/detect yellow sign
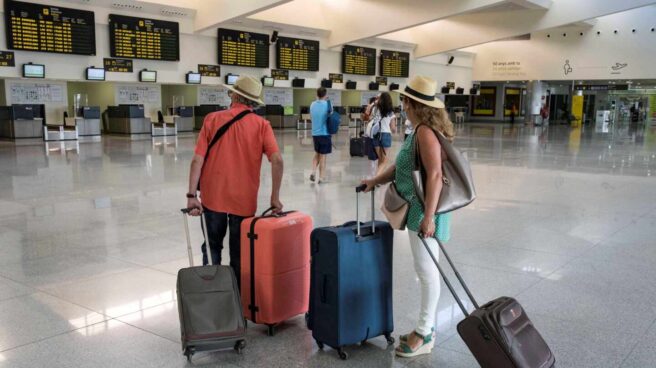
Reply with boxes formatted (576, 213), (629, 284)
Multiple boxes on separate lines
(571, 95), (584, 127)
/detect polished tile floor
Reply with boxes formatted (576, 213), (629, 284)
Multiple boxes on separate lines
(0, 121), (655, 367)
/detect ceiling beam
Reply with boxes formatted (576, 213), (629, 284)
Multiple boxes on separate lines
(507, 0), (553, 10)
(324, 0), (508, 48)
(399, 0), (656, 58)
(194, 0), (292, 32)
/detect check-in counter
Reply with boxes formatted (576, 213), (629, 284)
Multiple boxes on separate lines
(76, 106), (101, 136)
(168, 106), (194, 132)
(194, 105), (226, 130)
(266, 105), (284, 129)
(0, 104), (45, 139)
(106, 105), (150, 134)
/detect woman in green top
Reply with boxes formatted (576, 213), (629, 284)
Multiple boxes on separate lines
(361, 75), (454, 358)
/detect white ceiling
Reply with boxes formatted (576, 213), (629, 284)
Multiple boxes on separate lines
(48, 0), (656, 60)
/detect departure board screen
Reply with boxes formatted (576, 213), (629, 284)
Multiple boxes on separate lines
(5, 0), (96, 55)
(276, 36), (319, 71)
(218, 28), (269, 68)
(380, 50), (409, 78)
(109, 14), (179, 61)
(342, 45), (376, 75)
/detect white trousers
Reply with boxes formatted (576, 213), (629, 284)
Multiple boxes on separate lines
(408, 230), (441, 337)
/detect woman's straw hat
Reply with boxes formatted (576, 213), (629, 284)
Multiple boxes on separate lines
(398, 75), (445, 109)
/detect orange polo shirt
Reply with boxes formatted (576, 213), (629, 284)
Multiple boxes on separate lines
(195, 103), (279, 216)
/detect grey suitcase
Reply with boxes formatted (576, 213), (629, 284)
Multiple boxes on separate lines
(419, 234), (555, 368)
(177, 209), (246, 362)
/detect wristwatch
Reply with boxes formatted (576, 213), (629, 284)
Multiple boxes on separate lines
(186, 193), (197, 199)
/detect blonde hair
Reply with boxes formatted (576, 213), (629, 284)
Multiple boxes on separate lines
(407, 98), (455, 140)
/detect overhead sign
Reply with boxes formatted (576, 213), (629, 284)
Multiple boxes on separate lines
(573, 84), (629, 91)
(198, 64), (220, 77)
(376, 76), (387, 86)
(329, 73), (343, 83)
(271, 69), (289, 81)
(0, 51), (15, 67)
(104, 58), (133, 73)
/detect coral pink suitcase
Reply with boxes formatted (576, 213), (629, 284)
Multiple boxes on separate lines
(240, 209), (312, 336)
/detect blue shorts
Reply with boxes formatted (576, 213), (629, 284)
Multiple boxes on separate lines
(313, 135), (332, 154)
(373, 133), (392, 148)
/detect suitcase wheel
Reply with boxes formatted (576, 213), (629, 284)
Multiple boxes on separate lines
(385, 333), (395, 345)
(234, 340), (246, 354)
(266, 324), (276, 337)
(315, 339), (324, 350)
(338, 347), (348, 360)
(184, 347), (195, 362)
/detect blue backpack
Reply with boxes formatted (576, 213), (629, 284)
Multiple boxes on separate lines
(326, 100), (341, 135)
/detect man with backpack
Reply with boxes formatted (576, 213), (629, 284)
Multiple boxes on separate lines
(186, 75), (284, 290)
(309, 87), (332, 184)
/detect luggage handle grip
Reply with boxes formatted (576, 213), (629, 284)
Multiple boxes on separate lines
(355, 185), (375, 236)
(260, 207), (294, 218)
(418, 233), (480, 316)
(181, 207), (212, 267)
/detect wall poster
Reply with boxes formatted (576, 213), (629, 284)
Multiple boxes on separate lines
(198, 86), (231, 106)
(472, 87), (496, 116)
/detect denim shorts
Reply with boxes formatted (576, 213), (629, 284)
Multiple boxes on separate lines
(373, 132), (392, 148)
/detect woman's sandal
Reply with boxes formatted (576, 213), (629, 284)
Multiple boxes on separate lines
(399, 327), (434, 343)
(395, 330), (435, 358)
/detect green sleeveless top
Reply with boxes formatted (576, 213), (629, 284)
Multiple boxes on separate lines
(395, 132), (452, 241)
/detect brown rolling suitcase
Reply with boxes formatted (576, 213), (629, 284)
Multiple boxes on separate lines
(419, 234), (555, 368)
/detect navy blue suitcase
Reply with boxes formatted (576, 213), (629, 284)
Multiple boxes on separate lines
(307, 186), (395, 360)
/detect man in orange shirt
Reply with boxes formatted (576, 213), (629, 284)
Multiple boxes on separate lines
(186, 75), (284, 289)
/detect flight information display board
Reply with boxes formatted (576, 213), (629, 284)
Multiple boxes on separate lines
(218, 28), (269, 68)
(271, 69), (289, 80)
(199, 64), (220, 77)
(109, 14), (179, 61)
(104, 58), (132, 72)
(329, 73), (343, 83)
(5, 0), (96, 55)
(342, 45), (376, 75)
(276, 36), (319, 71)
(380, 50), (409, 78)
(0, 51), (15, 67)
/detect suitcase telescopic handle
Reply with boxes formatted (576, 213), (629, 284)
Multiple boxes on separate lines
(355, 184), (375, 237)
(418, 233), (480, 317)
(180, 208), (212, 267)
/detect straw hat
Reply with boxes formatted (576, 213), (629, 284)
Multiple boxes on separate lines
(223, 75), (264, 105)
(398, 75), (445, 109)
